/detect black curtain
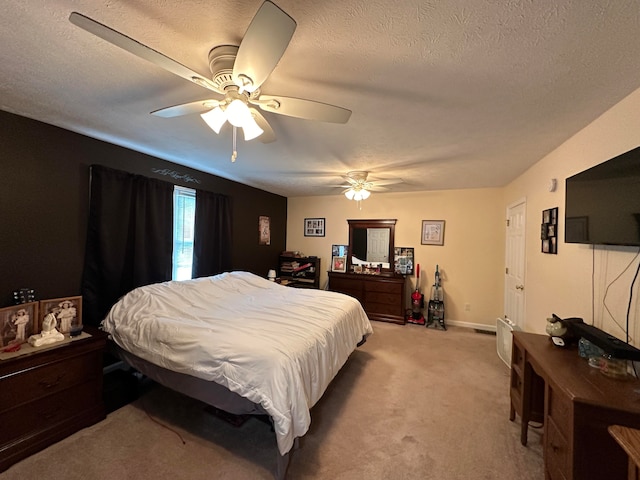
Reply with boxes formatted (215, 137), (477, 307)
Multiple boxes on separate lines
(193, 189), (232, 278)
(81, 165), (174, 326)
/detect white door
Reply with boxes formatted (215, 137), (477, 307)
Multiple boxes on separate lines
(367, 228), (390, 263)
(505, 199), (526, 329)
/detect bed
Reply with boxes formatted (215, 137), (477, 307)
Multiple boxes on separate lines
(101, 271), (373, 478)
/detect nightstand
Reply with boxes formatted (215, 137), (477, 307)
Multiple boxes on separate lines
(0, 328), (107, 472)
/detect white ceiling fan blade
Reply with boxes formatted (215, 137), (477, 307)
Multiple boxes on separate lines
(255, 95), (352, 123)
(367, 185), (390, 192)
(69, 12), (218, 91)
(369, 178), (404, 186)
(151, 99), (221, 118)
(232, 1), (296, 93)
(250, 108), (276, 143)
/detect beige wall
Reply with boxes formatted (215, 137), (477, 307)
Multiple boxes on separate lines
(287, 189), (505, 329)
(504, 86), (640, 340)
(287, 86), (640, 340)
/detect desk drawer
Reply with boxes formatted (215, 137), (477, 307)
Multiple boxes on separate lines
(545, 417), (570, 480)
(547, 384), (571, 438)
(0, 351), (101, 408)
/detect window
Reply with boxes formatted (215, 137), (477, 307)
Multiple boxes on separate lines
(172, 186), (196, 280)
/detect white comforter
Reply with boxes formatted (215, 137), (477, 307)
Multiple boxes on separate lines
(101, 271), (373, 455)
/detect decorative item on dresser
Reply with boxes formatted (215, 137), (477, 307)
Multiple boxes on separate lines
(328, 272), (405, 324)
(0, 327), (107, 472)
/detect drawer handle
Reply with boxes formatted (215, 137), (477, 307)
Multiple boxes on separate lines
(39, 373), (66, 389)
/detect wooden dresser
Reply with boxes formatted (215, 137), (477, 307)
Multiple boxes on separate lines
(328, 272), (405, 324)
(510, 332), (640, 480)
(0, 328), (106, 472)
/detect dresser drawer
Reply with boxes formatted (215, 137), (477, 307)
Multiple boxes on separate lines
(364, 291), (399, 306)
(0, 379), (102, 444)
(0, 349), (102, 409)
(365, 300), (402, 316)
(364, 280), (403, 294)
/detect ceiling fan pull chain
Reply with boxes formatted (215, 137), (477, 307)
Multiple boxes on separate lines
(231, 126), (238, 162)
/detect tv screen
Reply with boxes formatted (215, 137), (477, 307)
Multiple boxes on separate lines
(565, 146), (640, 246)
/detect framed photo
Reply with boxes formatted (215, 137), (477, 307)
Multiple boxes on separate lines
(259, 215), (271, 246)
(304, 218), (325, 237)
(332, 244), (348, 257)
(421, 220), (445, 246)
(394, 247), (415, 275)
(541, 207), (558, 254)
(332, 256), (347, 273)
(1, 301), (38, 347)
(40, 296), (82, 334)
(353, 265), (363, 273)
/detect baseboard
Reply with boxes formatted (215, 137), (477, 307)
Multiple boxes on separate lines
(446, 319), (497, 333)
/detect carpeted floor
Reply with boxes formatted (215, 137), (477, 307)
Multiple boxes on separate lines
(0, 323), (544, 479)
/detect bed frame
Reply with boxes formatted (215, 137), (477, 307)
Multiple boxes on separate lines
(111, 343), (298, 479)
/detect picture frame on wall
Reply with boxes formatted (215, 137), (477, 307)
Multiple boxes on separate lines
(421, 220), (445, 246)
(332, 256), (347, 273)
(541, 207), (558, 254)
(258, 215), (271, 245)
(0, 301), (38, 347)
(304, 218), (325, 237)
(40, 296), (82, 335)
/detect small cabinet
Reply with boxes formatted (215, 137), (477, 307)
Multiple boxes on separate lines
(278, 255), (321, 288)
(0, 329), (106, 472)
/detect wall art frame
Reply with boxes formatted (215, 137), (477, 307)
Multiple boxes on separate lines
(421, 220), (445, 246)
(304, 218), (325, 237)
(541, 207), (558, 254)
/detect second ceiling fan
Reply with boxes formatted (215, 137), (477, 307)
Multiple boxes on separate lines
(69, 1), (351, 150)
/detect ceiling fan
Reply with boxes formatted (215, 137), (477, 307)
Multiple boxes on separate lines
(339, 171), (403, 201)
(68, 1), (351, 160)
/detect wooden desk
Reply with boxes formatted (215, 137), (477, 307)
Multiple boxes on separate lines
(609, 425), (640, 480)
(510, 332), (640, 480)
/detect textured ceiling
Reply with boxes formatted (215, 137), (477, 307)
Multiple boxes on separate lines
(1, 1), (640, 197)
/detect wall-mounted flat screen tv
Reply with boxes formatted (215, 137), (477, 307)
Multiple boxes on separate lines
(565, 146), (640, 246)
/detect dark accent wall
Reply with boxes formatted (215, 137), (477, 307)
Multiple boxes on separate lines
(0, 110), (287, 307)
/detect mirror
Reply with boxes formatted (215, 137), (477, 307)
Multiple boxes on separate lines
(347, 219), (396, 273)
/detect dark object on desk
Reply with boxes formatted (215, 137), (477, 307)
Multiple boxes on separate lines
(571, 322), (640, 361)
(546, 314), (584, 347)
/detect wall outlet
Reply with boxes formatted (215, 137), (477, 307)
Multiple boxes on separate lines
(464, 303), (471, 311)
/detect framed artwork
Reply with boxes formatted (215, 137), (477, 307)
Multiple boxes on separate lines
(304, 218), (325, 237)
(259, 215), (271, 245)
(0, 301), (38, 347)
(40, 296), (82, 334)
(332, 244), (348, 257)
(541, 207), (558, 254)
(394, 247), (415, 275)
(421, 220), (445, 246)
(332, 256), (347, 272)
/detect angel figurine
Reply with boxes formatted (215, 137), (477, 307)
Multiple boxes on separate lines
(28, 313), (65, 347)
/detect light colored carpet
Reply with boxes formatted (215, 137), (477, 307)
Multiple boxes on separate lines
(0, 323), (543, 479)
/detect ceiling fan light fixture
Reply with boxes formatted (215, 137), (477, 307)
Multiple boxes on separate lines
(226, 99), (251, 127)
(344, 188), (356, 200)
(360, 189), (371, 200)
(242, 115), (264, 141)
(200, 106), (226, 134)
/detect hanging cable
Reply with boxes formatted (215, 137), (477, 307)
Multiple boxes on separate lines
(231, 126), (238, 163)
(625, 249), (640, 343)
